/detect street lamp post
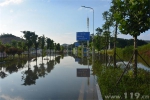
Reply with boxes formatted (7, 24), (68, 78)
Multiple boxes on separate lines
(81, 6), (94, 62)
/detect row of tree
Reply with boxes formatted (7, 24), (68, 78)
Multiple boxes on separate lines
(0, 31), (62, 60)
(92, 0), (150, 77)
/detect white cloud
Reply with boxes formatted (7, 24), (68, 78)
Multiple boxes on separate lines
(0, 94), (24, 100)
(138, 32), (150, 40)
(10, 9), (14, 13)
(0, 0), (23, 7)
(47, 0), (50, 2)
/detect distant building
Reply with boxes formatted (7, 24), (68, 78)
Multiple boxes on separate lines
(23, 48), (42, 55)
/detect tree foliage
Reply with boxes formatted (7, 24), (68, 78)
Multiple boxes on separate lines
(113, 0), (150, 36)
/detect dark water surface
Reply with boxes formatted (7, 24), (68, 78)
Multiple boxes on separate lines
(0, 54), (97, 100)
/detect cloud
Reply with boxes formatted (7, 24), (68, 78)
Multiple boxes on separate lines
(0, 94), (24, 100)
(0, 0), (23, 7)
(138, 32), (150, 40)
(10, 9), (14, 13)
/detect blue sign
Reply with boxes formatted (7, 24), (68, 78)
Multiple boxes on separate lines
(76, 32), (90, 41)
(75, 58), (80, 62)
(75, 42), (79, 47)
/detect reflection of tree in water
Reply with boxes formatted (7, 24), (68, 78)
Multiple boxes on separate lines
(0, 60), (27, 79)
(22, 56), (61, 86)
(61, 54), (64, 59)
(78, 57), (88, 65)
(0, 64), (7, 78)
(71, 54), (92, 66)
(0, 69), (7, 79)
(6, 63), (18, 74)
(38, 63), (47, 77)
(22, 67), (38, 85)
(55, 56), (61, 64)
(46, 60), (55, 73)
(6, 60), (27, 74)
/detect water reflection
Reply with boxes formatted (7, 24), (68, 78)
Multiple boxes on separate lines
(94, 54), (150, 71)
(21, 55), (62, 86)
(0, 53), (149, 100)
(0, 59), (27, 79)
(22, 65), (38, 85)
(0, 54), (149, 80)
(0, 54), (62, 81)
(72, 54), (92, 66)
(0, 71), (7, 79)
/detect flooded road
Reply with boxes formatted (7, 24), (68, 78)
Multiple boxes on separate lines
(0, 54), (98, 100)
(1, 53), (149, 100)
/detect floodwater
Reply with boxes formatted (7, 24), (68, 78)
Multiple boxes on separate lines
(0, 54), (98, 100)
(0, 53), (150, 100)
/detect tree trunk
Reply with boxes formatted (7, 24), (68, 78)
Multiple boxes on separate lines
(133, 35), (137, 78)
(42, 49), (43, 63)
(113, 22), (117, 67)
(106, 35), (108, 67)
(2, 52), (4, 61)
(47, 49), (48, 60)
(49, 49), (51, 56)
(28, 47), (29, 60)
(1, 52), (3, 60)
(50, 49), (51, 60)
(36, 48), (37, 59)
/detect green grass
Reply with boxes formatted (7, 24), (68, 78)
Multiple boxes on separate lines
(93, 60), (150, 100)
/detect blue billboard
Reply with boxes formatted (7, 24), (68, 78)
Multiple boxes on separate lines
(76, 32), (90, 41)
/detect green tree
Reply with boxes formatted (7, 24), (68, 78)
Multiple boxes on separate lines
(17, 41), (24, 58)
(94, 27), (103, 55)
(39, 35), (46, 60)
(110, 0), (119, 67)
(54, 43), (56, 54)
(113, 0), (150, 77)
(0, 44), (5, 60)
(21, 31), (34, 59)
(11, 40), (18, 48)
(32, 33), (39, 59)
(46, 38), (51, 56)
(5, 44), (11, 59)
(56, 43), (61, 51)
(9, 47), (18, 59)
(102, 11), (113, 49)
(60, 46), (64, 53)
(50, 40), (54, 55)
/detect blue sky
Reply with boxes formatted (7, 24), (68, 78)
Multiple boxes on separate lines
(0, 0), (150, 45)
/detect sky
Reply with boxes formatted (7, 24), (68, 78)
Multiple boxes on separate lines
(0, 0), (150, 45)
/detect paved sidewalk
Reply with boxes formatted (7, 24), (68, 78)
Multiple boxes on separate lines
(78, 76), (103, 100)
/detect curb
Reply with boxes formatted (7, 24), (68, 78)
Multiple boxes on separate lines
(96, 83), (103, 100)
